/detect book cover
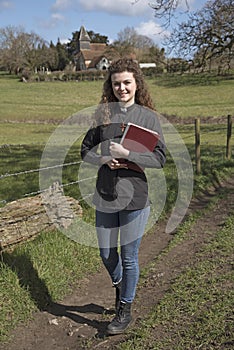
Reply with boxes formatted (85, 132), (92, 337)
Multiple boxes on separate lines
(120, 122), (160, 152)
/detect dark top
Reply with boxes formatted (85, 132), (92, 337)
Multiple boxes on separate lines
(81, 103), (166, 211)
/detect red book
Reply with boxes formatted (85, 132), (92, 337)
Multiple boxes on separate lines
(120, 122), (160, 152)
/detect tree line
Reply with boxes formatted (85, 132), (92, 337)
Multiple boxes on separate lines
(0, 0), (233, 76)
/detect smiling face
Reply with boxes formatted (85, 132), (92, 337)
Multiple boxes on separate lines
(111, 71), (137, 107)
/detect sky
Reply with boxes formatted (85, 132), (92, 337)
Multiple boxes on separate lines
(0, 0), (207, 48)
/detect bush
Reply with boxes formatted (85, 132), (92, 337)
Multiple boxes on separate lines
(20, 69), (33, 81)
(22, 69), (107, 82)
(142, 67), (164, 77)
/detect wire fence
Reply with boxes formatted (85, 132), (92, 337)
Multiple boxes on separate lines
(0, 160), (82, 180)
(0, 159), (96, 206)
(0, 116), (233, 206)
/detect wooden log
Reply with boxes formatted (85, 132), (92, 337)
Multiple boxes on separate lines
(0, 182), (82, 250)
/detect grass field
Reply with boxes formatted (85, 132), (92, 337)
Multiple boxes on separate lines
(0, 72), (233, 344)
(0, 72), (234, 127)
(0, 73), (101, 123)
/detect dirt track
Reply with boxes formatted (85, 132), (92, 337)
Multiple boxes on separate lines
(1, 176), (234, 350)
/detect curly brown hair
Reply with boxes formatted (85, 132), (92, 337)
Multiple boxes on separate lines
(95, 58), (155, 125)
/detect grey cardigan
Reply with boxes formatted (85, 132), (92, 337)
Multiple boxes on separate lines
(81, 103), (166, 211)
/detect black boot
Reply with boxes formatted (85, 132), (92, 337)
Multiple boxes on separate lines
(107, 301), (132, 335)
(114, 281), (122, 311)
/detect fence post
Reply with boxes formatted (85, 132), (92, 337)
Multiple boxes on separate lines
(195, 118), (201, 175)
(226, 115), (232, 160)
(0, 241), (3, 262)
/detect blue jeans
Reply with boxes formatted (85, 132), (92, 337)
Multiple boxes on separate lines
(96, 207), (150, 303)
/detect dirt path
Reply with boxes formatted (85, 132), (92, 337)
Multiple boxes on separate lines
(1, 176), (234, 350)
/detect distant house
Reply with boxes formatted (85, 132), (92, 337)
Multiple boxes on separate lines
(74, 26), (111, 71)
(139, 63), (156, 69)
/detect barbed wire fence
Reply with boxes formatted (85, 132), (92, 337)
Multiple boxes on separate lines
(0, 159), (96, 206)
(0, 115), (232, 207)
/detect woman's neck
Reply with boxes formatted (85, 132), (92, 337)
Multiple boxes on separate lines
(119, 101), (135, 108)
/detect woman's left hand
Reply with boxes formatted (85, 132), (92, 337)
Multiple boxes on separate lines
(110, 142), (129, 159)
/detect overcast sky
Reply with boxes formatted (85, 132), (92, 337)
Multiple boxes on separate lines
(0, 0), (206, 47)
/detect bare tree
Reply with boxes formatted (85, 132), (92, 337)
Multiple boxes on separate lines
(133, 0), (189, 25)
(165, 0), (234, 72)
(105, 41), (135, 60)
(151, 0), (189, 20)
(0, 25), (46, 74)
(108, 26), (166, 67)
(106, 27), (143, 59)
(116, 27), (155, 49)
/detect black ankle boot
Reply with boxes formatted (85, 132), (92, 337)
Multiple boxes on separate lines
(114, 281), (122, 311)
(107, 301), (132, 335)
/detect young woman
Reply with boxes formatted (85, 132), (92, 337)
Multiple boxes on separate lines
(81, 58), (166, 335)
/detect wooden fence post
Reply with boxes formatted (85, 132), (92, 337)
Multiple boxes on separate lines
(0, 241), (3, 262)
(226, 115), (232, 160)
(195, 118), (201, 175)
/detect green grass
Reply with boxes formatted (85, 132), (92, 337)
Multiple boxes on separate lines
(153, 71), (234, 87)
(0, 123), (56, 145)
(150, 78), (234, 118)
(0, 72), (234, 124)
(117, 213), (234, 350)
(0, 73), (102, 123)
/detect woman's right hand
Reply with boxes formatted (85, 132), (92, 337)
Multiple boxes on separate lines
(100, 156), (128, 170)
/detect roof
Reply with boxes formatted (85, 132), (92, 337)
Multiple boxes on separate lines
(90, 43), (107, 51)
(81, 49), (107, 61)
(79, 26), (91, 42)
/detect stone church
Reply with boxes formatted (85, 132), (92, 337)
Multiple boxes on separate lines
(74, 26), (112, 71)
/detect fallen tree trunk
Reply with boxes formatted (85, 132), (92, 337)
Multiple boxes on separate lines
(0, 182), (83, 250)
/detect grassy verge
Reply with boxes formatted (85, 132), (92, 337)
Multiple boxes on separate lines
(117, 213), (234, 350)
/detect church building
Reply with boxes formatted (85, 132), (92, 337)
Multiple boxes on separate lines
(74, 26), (111, 71)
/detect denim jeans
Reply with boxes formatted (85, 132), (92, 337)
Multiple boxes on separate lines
(96, 206), (150, 303)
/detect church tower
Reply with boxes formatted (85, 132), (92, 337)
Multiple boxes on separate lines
(78, 26), (91, 51)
